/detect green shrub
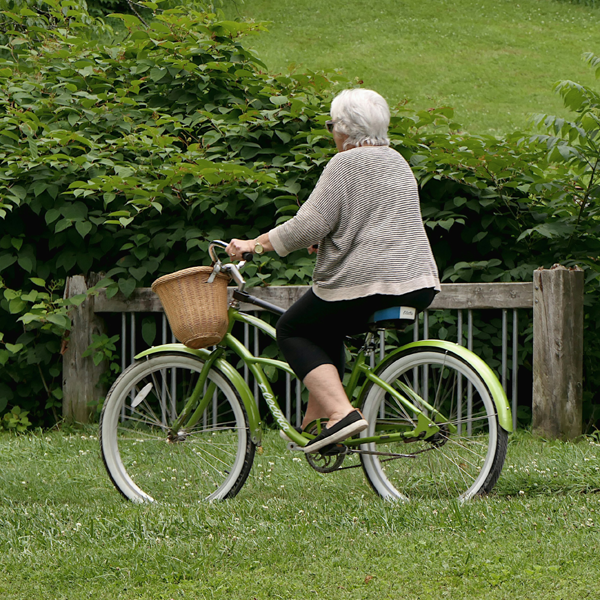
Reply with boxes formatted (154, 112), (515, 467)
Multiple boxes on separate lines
(0, 1), (598, 428)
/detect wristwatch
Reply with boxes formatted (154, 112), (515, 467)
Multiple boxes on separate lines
(253, 240), (264, 255)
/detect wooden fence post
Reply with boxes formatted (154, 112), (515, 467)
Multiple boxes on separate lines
(62, 275), (106, 423)
(532, 265), (584, 440)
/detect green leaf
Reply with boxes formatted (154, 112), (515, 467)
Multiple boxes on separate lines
(55, 219), (72, 233)
(150, 68), (167, 82)
(142, 317), (156, 347)
(129, 267), (146, 281)
(5, 343), (23, 353)
(18, 255), (33, 273)
(0, 255), (17, 272)
(270, 96), (288, 106)
(75, 221), (93, 238)
(9, 186), (26, 201)
(275, 131), (291, 143)
(47, 314), (70, 329)
(68, 294), (87, 307)
(18, 313), (42, 325)
(118, 278), (137, 298)
(29, 278), (46, 287)
(8, 298), (26, 314)
(45, 209), (61, 224)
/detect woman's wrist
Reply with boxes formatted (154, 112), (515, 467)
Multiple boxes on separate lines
(254, 233), (274, 253)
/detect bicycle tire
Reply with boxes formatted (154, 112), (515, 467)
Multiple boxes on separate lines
(359, 345), (508, 501)
(100, 353), (255, 502)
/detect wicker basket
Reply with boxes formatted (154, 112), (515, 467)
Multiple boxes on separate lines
(151, 266), (230, 349)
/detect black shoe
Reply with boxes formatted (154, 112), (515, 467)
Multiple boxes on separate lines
(303, 411), (368, 454)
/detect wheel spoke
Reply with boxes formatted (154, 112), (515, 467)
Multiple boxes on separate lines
(101, 354), (254, 502)
(360, 348), (507, 501)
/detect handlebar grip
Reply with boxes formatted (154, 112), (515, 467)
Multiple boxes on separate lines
(242, 252), (254, 262)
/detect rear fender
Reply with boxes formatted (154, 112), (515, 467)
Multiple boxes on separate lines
(360, 340), (513, 433)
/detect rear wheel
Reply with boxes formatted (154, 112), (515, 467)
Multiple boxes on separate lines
(100, 353), (255, 502)
(360, 346), (508, 501)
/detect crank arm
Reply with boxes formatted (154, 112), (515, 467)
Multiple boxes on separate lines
(286, 442), (305, 452)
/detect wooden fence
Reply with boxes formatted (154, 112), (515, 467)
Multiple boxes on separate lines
(62, 266), (584, 439)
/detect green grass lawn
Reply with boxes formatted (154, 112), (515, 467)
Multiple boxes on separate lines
(1, 428), (599, 599)
(222, 0), (600, 134)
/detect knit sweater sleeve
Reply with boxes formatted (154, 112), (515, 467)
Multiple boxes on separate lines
(268, 157), (344, 257)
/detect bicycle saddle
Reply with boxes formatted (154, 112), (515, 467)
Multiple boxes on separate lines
(367, 306), (417, 332)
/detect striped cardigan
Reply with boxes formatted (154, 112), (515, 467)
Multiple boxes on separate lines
(269, 145), (440, 302)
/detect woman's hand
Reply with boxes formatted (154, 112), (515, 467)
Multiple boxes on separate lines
(226, 239), (254, 261)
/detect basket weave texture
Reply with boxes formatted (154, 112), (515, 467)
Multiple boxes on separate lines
(151, 266), (230, 349)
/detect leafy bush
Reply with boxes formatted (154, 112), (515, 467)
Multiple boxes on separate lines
(0, 1), (342, 425)
(0, 1), (598, 428)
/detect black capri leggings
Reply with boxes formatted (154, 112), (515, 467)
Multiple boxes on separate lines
(276, 287), (437, 382)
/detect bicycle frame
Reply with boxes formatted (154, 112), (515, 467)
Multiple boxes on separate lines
(135, 303), (513, 452)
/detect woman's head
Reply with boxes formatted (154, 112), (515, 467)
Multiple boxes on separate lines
(330, 89), (390, 149)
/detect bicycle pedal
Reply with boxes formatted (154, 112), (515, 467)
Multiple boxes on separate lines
(320, 443), (347, 456)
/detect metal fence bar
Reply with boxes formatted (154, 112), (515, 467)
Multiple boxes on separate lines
(457, 309), (463, 435)
(121, 313), (126, 422)
(502, 309), (508, 393)
(285, 373), (291, 423)
(423, 311), (429, 406)
(467, 310), (473, 436)
(512, 308), (519, 431)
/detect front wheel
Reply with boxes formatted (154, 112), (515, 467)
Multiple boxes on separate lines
(100, 353), (255, 502)
(360, 346), (508, 501)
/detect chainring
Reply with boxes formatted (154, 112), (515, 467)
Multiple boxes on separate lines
(305, 443), (347, 473)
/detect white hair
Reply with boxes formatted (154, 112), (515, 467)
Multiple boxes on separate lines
(330, 89), (390, 148)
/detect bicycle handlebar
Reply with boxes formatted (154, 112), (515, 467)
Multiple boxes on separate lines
(208, 240), (250, 292)
(208, 240), (253, 264)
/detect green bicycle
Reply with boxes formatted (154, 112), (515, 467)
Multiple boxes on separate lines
(99, 241), (512, 503)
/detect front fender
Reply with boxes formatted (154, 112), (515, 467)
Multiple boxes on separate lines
(135, 344), (263, 444)
(365, 340), (513, 433)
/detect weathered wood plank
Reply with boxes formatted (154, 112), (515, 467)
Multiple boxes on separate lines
(94, 282), (533, 313)
(62, 276), (107, 423)
(430, 282), (533, 310)
(532, 267), (584, 440)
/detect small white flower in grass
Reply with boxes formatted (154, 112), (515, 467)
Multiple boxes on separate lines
(292, 457), (302, 463)
(519, 490), (525, 496)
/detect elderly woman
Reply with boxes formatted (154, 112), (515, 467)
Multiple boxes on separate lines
(226, 88), (440, 453)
